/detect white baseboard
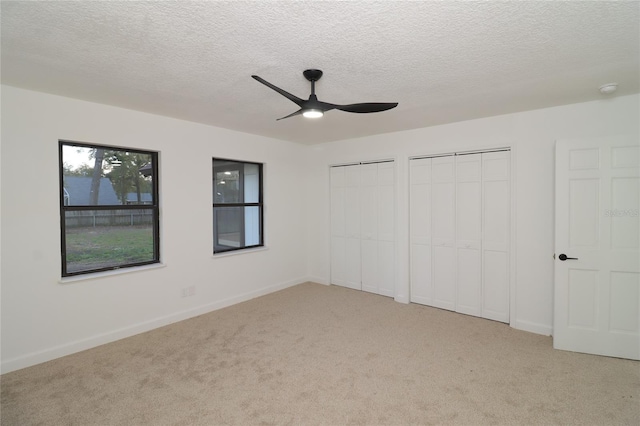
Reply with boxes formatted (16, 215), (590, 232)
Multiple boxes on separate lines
(1, 277), (308, 374)
(512, 319), (553, 336)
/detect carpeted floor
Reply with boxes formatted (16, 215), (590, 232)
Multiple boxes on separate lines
(1, 282), (639, 425)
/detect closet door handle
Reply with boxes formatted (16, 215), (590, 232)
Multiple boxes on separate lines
(558, 254), (578, 261)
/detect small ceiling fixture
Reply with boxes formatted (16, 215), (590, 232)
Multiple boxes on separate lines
(252, 69), (398, 120)
(599, 83), (618, 95)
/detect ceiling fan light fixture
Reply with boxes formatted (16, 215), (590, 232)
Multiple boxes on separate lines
(252, 69), (398, 121)
(303, 109), (324, 118)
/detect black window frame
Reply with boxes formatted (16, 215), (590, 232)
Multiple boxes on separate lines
(59, 140), (160, 277)
(212, 158), (264, 254)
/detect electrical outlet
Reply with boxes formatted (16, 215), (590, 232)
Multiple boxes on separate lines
(181, 285), (196, 298)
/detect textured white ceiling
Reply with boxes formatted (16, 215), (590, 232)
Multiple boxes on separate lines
(2, 1), (638, 145)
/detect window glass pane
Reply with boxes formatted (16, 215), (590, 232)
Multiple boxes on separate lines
(244, 163), (260, 203)
(244, 206), (261, 246)
(214, 206), (243, 251)
(64, 210), (155, 274)
(62, 144), (154, 206)
(213, 168), (241, 203)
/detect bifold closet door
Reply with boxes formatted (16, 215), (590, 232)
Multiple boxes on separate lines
(330, 161), (395, 296)
(330, 165), (361, 290)
(409, 151), (510, 323)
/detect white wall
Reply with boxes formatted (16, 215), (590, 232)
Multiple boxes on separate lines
(2, 85), (638, 373)
(0, 86), (310, 373)
(305, 94), (640, 336)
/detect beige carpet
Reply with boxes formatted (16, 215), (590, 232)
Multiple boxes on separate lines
(1, 282), (638, 425)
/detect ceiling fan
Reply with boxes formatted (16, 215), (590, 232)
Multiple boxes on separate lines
(251, 69), (398, 120)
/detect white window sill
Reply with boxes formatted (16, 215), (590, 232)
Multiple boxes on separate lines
(212, 246), (268, 259)
(59, 262), (167, 284)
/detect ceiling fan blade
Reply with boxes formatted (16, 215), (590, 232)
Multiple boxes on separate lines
(334, 102), (398, 114)
(276, 109), (303, 121)
(252, 75), (304, 106)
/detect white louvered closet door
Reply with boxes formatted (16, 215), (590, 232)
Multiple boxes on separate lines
(409, 151), (510, 323)
(330, 161), (395, 296)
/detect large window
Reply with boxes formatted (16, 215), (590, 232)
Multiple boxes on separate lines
(59, 141), (160, 276)
(213, 158), (263, 253)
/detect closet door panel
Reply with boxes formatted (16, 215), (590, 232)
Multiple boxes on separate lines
(361, 239), (379, 294)
(432, 246), (456, 310)
(410, 158), (432, 304)
(410, 243), (432, 304)
(482, 152), (510, 321)
(456, 155), (481, 244)
(345, 165), (361, 240)
(431, 158), (455, 246)
(456, 154), (482, 316)
(360, 163), (378, 242)
(483, 250), (509, 322)
(483, 180), (509, 249)
(378, 183), (395, 242)
(330, 186), (345, 237)
(345, 237), (362, 290)
(330, 167), (346, 286)
(431, 156), (456, 310)
(345, 165), (362, 290)
(410, 159), (431, 244)
(377, 162), (395, 296)
(456, 248), (482, 315)
(330, 237), (346, 286)
(378, 240), (395, 297)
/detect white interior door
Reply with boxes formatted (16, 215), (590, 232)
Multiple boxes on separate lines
(554, 136), (640, 360)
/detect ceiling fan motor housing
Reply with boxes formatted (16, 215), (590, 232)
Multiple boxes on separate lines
(303, 69), (323, 82)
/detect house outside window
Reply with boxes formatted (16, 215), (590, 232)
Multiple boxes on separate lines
(59, 141), (160, 276)
(213, 158), (263, 253)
